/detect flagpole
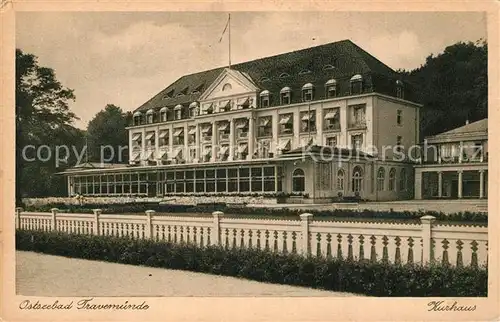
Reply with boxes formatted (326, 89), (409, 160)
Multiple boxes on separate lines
(228, 13), (231, 69)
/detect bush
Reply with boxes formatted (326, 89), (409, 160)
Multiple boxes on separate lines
(16, 230), (487, 297)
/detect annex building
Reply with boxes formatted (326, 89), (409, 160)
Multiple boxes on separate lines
(62, 39), (425, 202)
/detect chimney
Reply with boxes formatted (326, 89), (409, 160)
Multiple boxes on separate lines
(465, 119), (469, 125)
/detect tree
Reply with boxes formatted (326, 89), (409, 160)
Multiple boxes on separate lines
(16, 49), (84, 202)
(404, 40), (487, 138)
(86, 104), (131, 164)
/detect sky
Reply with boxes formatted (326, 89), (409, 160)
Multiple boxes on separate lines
(16, 11), (487, 129)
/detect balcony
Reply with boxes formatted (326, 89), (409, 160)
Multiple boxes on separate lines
(238, 131), (248, 139)
(202, 135), (212, 143)
(348, 120), (367, 130)
(324, 123), (341, 131)
(219, 133), (230, 142)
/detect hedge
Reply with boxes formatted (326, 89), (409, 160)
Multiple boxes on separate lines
(16, 230), (487, 297)
(22, 202), (488, 224)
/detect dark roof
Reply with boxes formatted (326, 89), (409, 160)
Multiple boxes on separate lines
(429, 118), (487, 138)
(135, 40), (411, 113)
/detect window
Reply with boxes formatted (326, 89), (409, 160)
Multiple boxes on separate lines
(279, 73), (290, 79)
(337, 169), (344, 191)
(325, 79), (337, 98)
(350, 74), (363, 95)
(160, 108), (167, 122)
(280, 87), (291, 105)
(397, 110), (402, 126)
(174, 105), (182, 120)
(396, 80), (404, 99)
(302, 83), (314, 102)
(350, 104), (366, 127)
(239, 168), (250, 192)
(299, 69), (311, 75)
(351, 134), (363, 150)
(218, 145), (230, 161)
(202, 102), (214, 115)
(173, 128), (184, 145)
(279, 113), (293, 135)
(300, 111), (316, 133)
(159, 130), (169, 147)
(163, 89), (174, 100)
(145, 131), (155, 148)
(399, 168), (407, 191)
(324, 108), (340, 130)
(258, 116), (272, 137)
(396, 136), (403, 153)
(222, 83), (232, 91)
(323, 64), (335, 71)
(377, 167), (385, 191)
(257, 140), (271, 158)
(133, 112), (142, 125)
(292, 168), (305, 192)
(188, 126), (196, 144)
(236, 118), (249, 139)
(189, 102), (198, 118)
(326, 136), (337, 147)
(352, 166), (363, 193)
(260, 90), (270, 107)
(388, 168), (396, 191)
(146, 109), (154, 124)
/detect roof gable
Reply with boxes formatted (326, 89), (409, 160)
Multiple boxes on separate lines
(199, 68), (259, 101)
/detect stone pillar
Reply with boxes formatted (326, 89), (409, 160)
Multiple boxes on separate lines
(229, 118), (235, 161)
(15, 207), (23, 230)
(459, 141), (463, 163)
(248, 116), (254, 160)
(93, 209), (102, 235)
(154, 127), (159, 161)
(141, 128), (146, 165)
(128, 131), (133, 164)
(50, 208), (58, 231)
(421, 215), (436, 264)
(316, 106), (323, 145)
(414, 170), (422, 199)
(458, 170), (463, 199)
(293, 111), (300, 148)
(195, 124), (200, 163)
(67, 176), (72, 197)
(145, 210), (155, 239)
(184, 123), (189, 162)
(212, 211), (224, 246)
(437, 171), (442, 198)
(272, 110), (279, 154)
(479, 170), (484, 199)
(299, 213), (313, 256)
(211, 122), (217, 162)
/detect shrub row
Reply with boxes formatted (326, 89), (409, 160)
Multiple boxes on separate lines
(22, 202), (488, 224)
(16, 230), (487, 297)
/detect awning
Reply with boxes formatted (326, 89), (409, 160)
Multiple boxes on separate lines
(237, 97), (249, 106)
(174, 104), (183, 110)
(324, 111), (338, 119)
(219, 100), (231, 108)
(188, 127), (196, 135)
(302, 113), (314, 121)
(259, 118), (271, 127)
(145, 132), (155, 140)
(238, 144), (248, 153)
(201, 125), (212, 134)
(202, 148), (212, 156)
(158, 131), (168, 139)
(158, 150), (168, 158)
(219, 146), (229, 155)
(173, 129), (184, 137)
(132, 133), (141, 141)
(173, 147), (183, 158)
(218, 123), (229, 131)
(131, 153), (141, 161)
(278, 139), (291, 150)
(236, 119), (249, 129)
(279, 115), (292, 124)
(142, 150), (154, 160)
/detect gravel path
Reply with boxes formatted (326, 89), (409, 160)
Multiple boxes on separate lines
(16, 251), (356, 297)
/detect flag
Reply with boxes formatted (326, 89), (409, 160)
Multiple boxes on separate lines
(218, 15), (230, 43)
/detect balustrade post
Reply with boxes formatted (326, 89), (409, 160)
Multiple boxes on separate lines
(299, 213), (313, 256)
(15, 207), (23, 229)
(212, 211), (224, 246)
(145, 210), (155, 239)
(420, 215), (436, 265)
(50, 208), (58, 231)
(93, 209), (102, 235)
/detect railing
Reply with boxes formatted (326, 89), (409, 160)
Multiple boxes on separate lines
(202, 136), (212, 143)
(324, 123), (341, 131)
(219, 134), (230, 141)
(348, 120), (367, 129)
(238, 131), (248, 139)
(15, 209), (487, 267)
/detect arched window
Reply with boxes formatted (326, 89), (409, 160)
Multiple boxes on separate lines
(160, 107), (167, 122)
(260, 90), (270, 107)
(399, 168), (407, 191)
(133, 112), (142, 125)
(377, 167), (385, 191)
(352, 166), (363, 193)
(174, 104), (183, 120)
(350, 74), (363, 95)
(280, 87), (291, 105)
(337, 169), (345, 191)
(325, 79), (337, 98)
(389, 168), (396, 191)
(146, 109), (154, 124)
(189, 102), (198, 118)
(222, 83), (232, 91)
(302, 83), (314, 102)
(292, 168), (305, 192)
(279, 73), (290, 79)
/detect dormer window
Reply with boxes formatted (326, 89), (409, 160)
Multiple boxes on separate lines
(323, 64), (335, 71)
(279, 73), (290, 79)
(259, 90), (270, 107)
(162, 89), (174, 100)
(260, 77), (271, 83)
(302, 83), (314, 102)
(160, 107), (168, 122)
(191, 83), (204, 94)
(133, 112), (142, 126)
(146, 109), (154, 124)
(280, 87), (291, 105)
(396, 80), (404, 99)
(222, 83), (232, 91)
(189, 102), (198, 118)
(299, 69), (311, 75)
(325, 79), (337, 98)
(174, 104), (183, 120)
(350, 74), (363, 95)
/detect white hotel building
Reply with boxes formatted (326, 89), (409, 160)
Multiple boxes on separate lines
(63, 40), (423, 202)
